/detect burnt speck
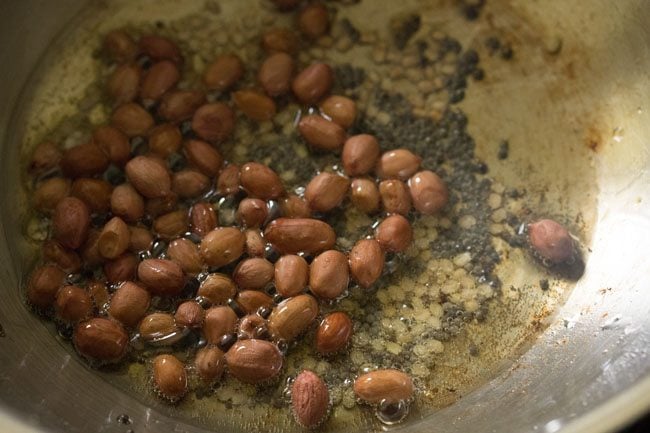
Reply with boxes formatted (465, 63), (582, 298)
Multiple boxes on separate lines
(167, 152), (186, 172)
(461, 0), (485, 21)
(340, 18), (361, 43)
(485, 36), (501, 54)
(136, 55), (152, 70)
(116, 414), (132, 425)
(500, 44), (514, 60)
(472, 68), (485, 81)
(539, 279), (550, 291)
(180, 120), (194, 138)
(391, 13), (421, 49)
(497, 140), (509, 160)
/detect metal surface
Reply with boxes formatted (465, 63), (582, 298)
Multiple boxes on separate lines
(1, 0), (649, 432)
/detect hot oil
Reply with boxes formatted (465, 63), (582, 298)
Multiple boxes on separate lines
(15, 0), (598, 432)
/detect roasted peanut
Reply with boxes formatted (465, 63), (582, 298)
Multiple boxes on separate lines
(125, 155), (172, 198)
(148, 123), (182, 157)
(244, 229), (266, 257)
(225, 339), (283, 384)
(376, 214), (412, 253)
(203, 306), (238, 344)
(233, 90), (277, 122)
(240, 162), (285, 200)
(195, 346), (225, 383)
(33, 177), (70, 214)
(107, 63), (141, 105)
(292, 63), (333, 105)
(140, 60), (180, 101)
(376, 149), (422, 180)
(109, 281), (151, 327)
(342, 134), (380, 176)
(200, 227), (245, 268)
(153, 209), (188, 240)
(261, 28), (300, 54)
(159, 89), (206, 122)
(350, 178), (380, 214)
(298, 3), (330, 39)
(190, 202), (219, 238)
(315, 311), (353, 355)
(309, 250), (349, 300)
(279, 194), (312, 218)
(235, 290), (274, 315)
(291, 370), (330, 429)
(237, 314), (268, 340)
(104, 253), (139, 283)
(216, 164), (240, 196)
(104, 30), (137, 63)
(408, 170), (449, 215)
(258, 52), (295, 97)
(29, 141), (61, 174)
(111, 183), (145, 222)
(197, 273), (236, 306)
(145, 193), (178, 217)
(129, 226), (153, 252)
(174, 300), (205, 328)
(304, 172), (349, 212)
(137, 259), (185, 296)
(184, 139), (223, 177)
(264, 218), (336, 254)
(379, 179), (412, 215)
(203, 54), (244, 91)
(237, 198), (268, 228)
(42, 240), (82, 274)
(528, 219), (575, 264)
(26, 264), (66, 309)
(60, 143), (110, 178)
(139, 35), (182, 64)
(320, 95), (357, 129)
(111, 103), (155, 137)
(98, 216), (130, 259)
(298, 115), (346, 152)
(268, 294), (318, 342)
(70, 178), (113, 214)
(192, 103), (235, 143)
(353, 369), (414, 405)
(52, 197), (90, 250)
(349, 239), (384, 288)
(152, 354), (187, 402)
(139, 312), (178, 341)
(172, 169), (210, 199)
(92, 125), (130, 166)
(167, 237), (203, 275)
(233, 258), (274, 290)
(73, 318), (129, 362)
(80, 230), (104, 267)
(274, 254), (309, 297)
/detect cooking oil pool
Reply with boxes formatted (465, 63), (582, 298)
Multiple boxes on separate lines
(13, 0), (598, 432)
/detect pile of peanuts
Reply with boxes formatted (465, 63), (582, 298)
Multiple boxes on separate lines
(24, 0), (459, 429)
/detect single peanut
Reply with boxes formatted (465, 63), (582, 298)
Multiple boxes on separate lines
(145, 193), (178, 217)
(376, 214), (413, 253)
(111, 183), (145, 222)
(233, 258), (274, 290)
(309, 250), (349, 299)
(140, 60), (179, 101)
(320, 95), (357, 129)
(353, 369), (414, 405)
(33, 177), (71, 214)
(139, 312), (178, 341)
(349, 239), (385, 288)
(172, 169), (210, 199)
(60, 143), (110, 178)
(298, 115), (346, 152)
(168, 237), (203, 275)
(73, 318), (129, 362)
(52, 197), (90, 250)
(261, 28), (300, 54)
(104, 30), (137, 63)
(408, 170), (449, 215)
(203, 54), (244, 91)
(152, 354), (187, 402)
(129, 226), (154, 252)
(376, 148), (422, 180)
(237, 314), (268, 340)
(258, 52), (295, 97)
(240, 162), (285, 200)
(98, 216), (130, 259)
(184, 139), (223, 177)
(42, 240), (82, 274)
(298, 3), (330, 39)
(195, 346), (225, 383)
(109, 281), (151, 327)
(26, 264), (66, 309)
(137, 259), (185, 296)
(350, 178), (380, 214)
(292, 63), (333, 105)
(55, 286), (92, 323)
(139, 35), (182, 64)
(274, 254), (309, 297)
(104, 253), (139, 283)
(528, 219), (575, 264)
(342, 134), (380, 176)
(92, 125), (130, 166)
(190, 202), (219, 238)
(174, 300), (205, 328)
(111, 103), (155, 137)
(291, 370), (330, 429)
(200, 227), (245, 268)
(217, 164), (241, 196)
(29, 141), (61, 174)
(71, 178), (113, 214)
(315, 311), (353, 355)
(237, 198), (268, 228)
(153, 209), (188, 240)
(225, 339), (283, 384)
(268, 294), (318, 342)
(279, 194), (312, 218)
(236, 290), (274, 315)
(107, 63), (141, 105)
(125, 155), (172, 198)
(80, 230), (104, 267)
(379, 179), (412, 215)
(233, 89), (277, 122)
(203, 306), (238, 344)
(244, 229), (266, 257)
(192, 103), (235, 143)
(264, 218), (336, 254)
(159, 89), (206, 122)
(88, 280), (109, 310)
(148, 123), (182, 157)
(304, 172), (349, 212)
(197, 273), (236, 306)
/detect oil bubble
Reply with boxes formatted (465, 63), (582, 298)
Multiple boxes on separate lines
(375, 399), (410, 425)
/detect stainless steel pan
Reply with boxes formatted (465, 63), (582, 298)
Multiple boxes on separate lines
(1, 0), (649, 432)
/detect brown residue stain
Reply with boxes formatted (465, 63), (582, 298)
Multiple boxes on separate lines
(563, 61), (576, 80)
(584, 125), (602, 152)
